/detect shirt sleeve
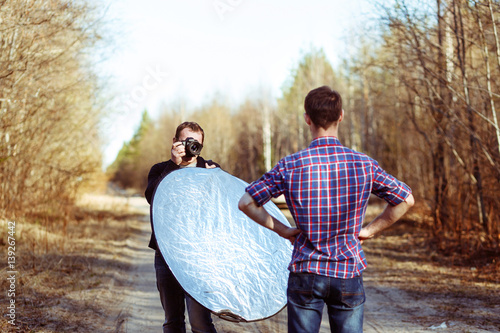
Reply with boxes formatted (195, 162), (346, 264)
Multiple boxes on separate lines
(144, 161), (179, 204)
(245, 161), (286, 206)
(371, 162), (412, 206)
(145, 164), (163, 204)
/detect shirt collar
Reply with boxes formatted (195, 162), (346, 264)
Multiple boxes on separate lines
(309, 136), (341, 148)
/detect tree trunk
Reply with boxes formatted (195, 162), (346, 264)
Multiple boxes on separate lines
(452, 0), (488, 231)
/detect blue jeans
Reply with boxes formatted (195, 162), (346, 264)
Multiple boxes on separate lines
(287, 272), (365, 333)
(155, 250), (217, 333)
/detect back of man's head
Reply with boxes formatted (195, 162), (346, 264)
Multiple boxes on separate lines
(304, 86), (342, 129)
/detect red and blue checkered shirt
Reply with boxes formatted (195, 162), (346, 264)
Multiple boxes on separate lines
(246, 136), (412, 279)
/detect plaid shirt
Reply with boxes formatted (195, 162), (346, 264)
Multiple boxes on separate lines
(246, 137), (412, 279)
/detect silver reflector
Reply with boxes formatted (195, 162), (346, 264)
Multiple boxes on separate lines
(151, 168), (292, 322)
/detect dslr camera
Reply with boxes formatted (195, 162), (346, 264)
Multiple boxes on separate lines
(181, 137), (203, 157)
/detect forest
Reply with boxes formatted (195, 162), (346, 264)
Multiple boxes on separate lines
(1, 0), (499, 264)
(108, 0), (500, 256)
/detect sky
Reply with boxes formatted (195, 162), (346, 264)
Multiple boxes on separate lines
(97, 0), (374, 167)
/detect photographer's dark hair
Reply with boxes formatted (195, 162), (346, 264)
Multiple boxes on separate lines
(304, 86), (342, 129)
(175, 121), (205, 143)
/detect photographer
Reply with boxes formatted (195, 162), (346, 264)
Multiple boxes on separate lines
(145, 121), (219, 333)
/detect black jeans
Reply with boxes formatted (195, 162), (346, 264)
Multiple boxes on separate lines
(154, 250), (217, 333)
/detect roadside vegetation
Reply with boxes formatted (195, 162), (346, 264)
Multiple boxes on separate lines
(0, 193), (142, 332)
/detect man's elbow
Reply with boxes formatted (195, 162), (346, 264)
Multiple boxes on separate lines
(237, 198), (246, 212)
(144, 189), (151, 205)
(238, 193), (255, 214)
(405, 194), (415, 208)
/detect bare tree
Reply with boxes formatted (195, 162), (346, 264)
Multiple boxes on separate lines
(376, 0), (500, 248)
(0, 0), (106, 218)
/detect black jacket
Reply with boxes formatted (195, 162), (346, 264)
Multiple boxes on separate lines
(144, 157), (220, 250)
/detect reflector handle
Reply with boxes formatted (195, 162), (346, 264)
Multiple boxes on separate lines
(214, 310), (247, 323)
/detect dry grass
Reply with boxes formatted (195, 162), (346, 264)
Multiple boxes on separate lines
(0, 193), (145, 333)
(362, 202), (500, 331)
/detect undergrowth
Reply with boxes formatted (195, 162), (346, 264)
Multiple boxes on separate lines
(0, 194), (143, 332)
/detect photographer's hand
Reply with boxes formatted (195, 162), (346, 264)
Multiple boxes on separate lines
(171, 142), (185, 165)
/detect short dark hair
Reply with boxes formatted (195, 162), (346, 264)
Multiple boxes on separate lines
(304, 86), (342, 129)
(175, 122), (205, 143)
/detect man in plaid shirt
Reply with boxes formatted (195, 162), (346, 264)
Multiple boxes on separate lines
(239, 86), (414, 333)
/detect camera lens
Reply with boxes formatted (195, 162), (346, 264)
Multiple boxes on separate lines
(191, 143), (200, 152)
(183, 138), (203, 157)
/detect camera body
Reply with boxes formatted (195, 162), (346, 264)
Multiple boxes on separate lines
(181, 137), (203, 157)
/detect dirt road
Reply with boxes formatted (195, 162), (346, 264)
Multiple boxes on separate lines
(111, 196), (499, 333)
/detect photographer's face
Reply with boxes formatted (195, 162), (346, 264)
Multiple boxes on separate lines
(174, 128), (204, 164)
